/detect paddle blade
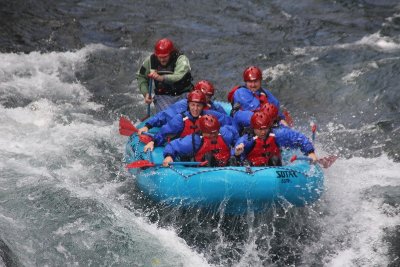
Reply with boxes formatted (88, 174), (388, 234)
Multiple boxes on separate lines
(119, 128), (134, 136)
(126, 160), (155, 169)
(119, 117), (138, 136)
(290, 155), (298, 162)
(311, 123), (317, 133)
(317, 155), (338, 168)
(310, 121), (317, 142)
(283, 108), (294, 127)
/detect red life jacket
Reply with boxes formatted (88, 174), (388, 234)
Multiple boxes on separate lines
(195, 135), (230, 166)
(180, 115), (201, 137)
(247, 133), (281, 166)
(227, 85), (241, 104)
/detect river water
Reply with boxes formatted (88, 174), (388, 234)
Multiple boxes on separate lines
(0, 0), (399, 266)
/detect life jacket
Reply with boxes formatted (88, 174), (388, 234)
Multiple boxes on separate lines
(180, 115), (201, 137)
(247, 133), (281, 166)
(194, 135), (230, 166)
(150, 52), (193, 96)
(227, 85), (241, 104)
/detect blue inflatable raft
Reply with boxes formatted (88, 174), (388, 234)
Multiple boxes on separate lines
(124, 109), (324, 214)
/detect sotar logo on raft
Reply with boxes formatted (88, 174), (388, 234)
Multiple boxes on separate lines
(276, 170), (298, 178)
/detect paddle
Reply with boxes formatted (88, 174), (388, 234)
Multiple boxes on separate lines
(119, 117), (154, 143)
(290, 155), (338, 169)
(126, 160), (209, 169)
(310, 121), (317, 142)
(307, 120), (337, 168)
(140, 78), (153, 122)
(119, 117), (138, 136)
(283, 108), (294, 127)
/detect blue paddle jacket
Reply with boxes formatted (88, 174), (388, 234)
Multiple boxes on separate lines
(152, 110), (233, 146)
(232, 110), (253, 134)
(163, 125), (239, 160)
(145, 99), (227, 128)
(234, 126), (315, 160)
(232, 86), (284, 119)
(233, 87), (279, 110)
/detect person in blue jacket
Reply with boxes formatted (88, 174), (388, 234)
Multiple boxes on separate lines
(233, 102), (286, 136)
(143, 91), (232, 151)
(232, 109), (317, 166)
(138, 80), (226, 134)
(228, 66), (288, 126)
(162, 114), (239, 167)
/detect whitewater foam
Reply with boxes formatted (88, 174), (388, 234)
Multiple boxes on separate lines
(309, 155), (400, 266)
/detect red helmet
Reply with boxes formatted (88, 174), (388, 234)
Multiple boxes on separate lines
(261, 102), (279, 121)
(194, 80), (215, 96)
(199, 114), (220, 134)
(251, 111), (274, 130)
(154, 38), (174, 57)
(187, 90), (207, 105)
(243, 66), (262, 82)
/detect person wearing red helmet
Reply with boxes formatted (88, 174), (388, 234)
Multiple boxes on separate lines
(233, 110), (317, 166)
(143, 91), (232, 152)
(228, 65), (288, 126)
(233, 102), (281, 135)
(192, 80), (226, 114)
(162, 114), (239, 167)
(137, 79), (228, 135)
(136, 38), (193, 112)
(194, 80), (214, 97)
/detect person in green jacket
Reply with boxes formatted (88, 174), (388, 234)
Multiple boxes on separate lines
(136, 38), (193, 112)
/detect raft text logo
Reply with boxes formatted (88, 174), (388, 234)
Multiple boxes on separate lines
(276, 170), (298, 178)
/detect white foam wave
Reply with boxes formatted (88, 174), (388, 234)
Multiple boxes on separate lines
(309, 155), (400, 266)
(264, 63), (293, 81)
(0, 45), (210, 266)
(0, 44), (108, 104)
(356, 32), (400, 51)
(264, 57), (318, 81)
(291, 31), (400, 59)
(342, 70), (364, 84)
(50, 175), (211, 266)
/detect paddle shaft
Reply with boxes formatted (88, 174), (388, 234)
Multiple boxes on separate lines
(169, 162), (204, 166)
(147, 78), (152, 117)
(126, 160), (207, 169)
(293, 156), (313, 162)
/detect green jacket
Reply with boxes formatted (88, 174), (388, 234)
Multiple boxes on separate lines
(136, 53), (192, 96)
